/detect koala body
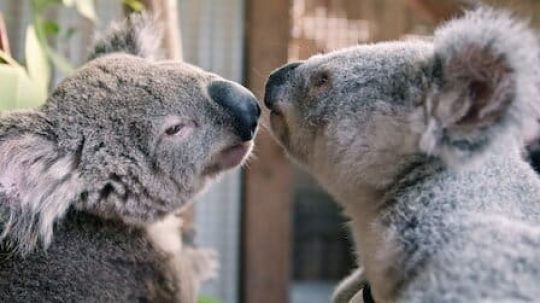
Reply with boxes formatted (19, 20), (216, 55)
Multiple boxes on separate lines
(0, 15), (259, 302)
(265, 9), (540, 302)
(1, 209), (177, 302)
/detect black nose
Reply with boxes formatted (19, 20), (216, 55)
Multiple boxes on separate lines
(264, 61), (302, 110)
(208, 80), (261, 141)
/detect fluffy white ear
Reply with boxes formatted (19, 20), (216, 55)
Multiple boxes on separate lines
(87, 13), (163, 61)
(420, 8), (540, 167)
(0, 111), (83, 254)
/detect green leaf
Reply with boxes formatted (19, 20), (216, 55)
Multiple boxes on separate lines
(16, 69), (48, 108)
(25, 25), (50, 98)
(122, 0), (145, 12)
(0, 65), (20, 110)
(62, 0), (75, 7)
(197, 295), (224, 303)
(0, 50), (24, 69)
(0, 65), (46, 110)
(74, 0), (97, 21)
(32, 0), (62, 14)
(43, 20), (60, 36)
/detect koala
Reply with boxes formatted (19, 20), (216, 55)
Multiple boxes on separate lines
(0, 14), (260, 302)
(265, 8), (540, 303)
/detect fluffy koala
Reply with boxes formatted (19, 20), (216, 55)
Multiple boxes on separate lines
(0, 14), (260, 302)
(265, 8), (540, 303)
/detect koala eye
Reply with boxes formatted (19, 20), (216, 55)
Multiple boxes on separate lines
(312, 71), (331, 88)
(163, 121), (196, 138)
(165, 124), (184, 136)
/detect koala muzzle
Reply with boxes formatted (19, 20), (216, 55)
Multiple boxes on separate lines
(208, 80), (261, 141)
(264, 61), (302, 110)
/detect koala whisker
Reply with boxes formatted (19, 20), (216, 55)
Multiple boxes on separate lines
(242, 153), (258, 169)
(259, 121), (272, 131)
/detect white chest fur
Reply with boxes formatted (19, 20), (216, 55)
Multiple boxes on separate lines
(145, 213), (219, 303)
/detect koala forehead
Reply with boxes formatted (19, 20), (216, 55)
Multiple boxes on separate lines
(305, 41), (433, 69)
(300, 41), (434, 94)
(43, 54), (221, 148)
(289, 41), (435, 127)
(48, 54), (215, 116)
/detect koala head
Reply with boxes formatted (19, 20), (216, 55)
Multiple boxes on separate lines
(264, 9), (539, 195)
(0, 14), (260, 253)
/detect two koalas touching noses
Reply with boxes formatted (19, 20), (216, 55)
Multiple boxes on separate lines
(2, 7), (540, 303)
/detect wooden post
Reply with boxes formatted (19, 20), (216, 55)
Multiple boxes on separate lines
(242, 0), (293, 303)
(141, 0), (183, 61)
(404, 0), (472, 24)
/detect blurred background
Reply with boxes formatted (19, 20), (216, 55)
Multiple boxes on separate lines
(1, 1), (540, 303)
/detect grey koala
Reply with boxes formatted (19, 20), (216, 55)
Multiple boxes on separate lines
(0, 14), (260, 302)
(265, 8), (540, 303)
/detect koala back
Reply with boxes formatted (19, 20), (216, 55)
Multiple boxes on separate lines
(377, 153), (540, 301)
(0, 209), (177, 302)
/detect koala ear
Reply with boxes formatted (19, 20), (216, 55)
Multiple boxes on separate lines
(0, 111), (83, 255)
(420, 8), (540, 167)
(87, 13), (163, 61)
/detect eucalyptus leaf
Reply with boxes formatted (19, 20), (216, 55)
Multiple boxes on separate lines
(25, 25), (50, 98)
(32, 0), (62, 14)
(197, 295), (225, 303)
(0, 65), (46, 110)
(16, 68), (47, 108)
(0, 65), (20, 110)
(75, 0), (97, 21)
(43, 21), (61, 36)
(62, 0), (75, 7)
(0, 50), (24, 68)
(123, 0), (145, 12)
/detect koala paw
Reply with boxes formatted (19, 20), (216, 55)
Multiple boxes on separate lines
(185, 246), (220, 283)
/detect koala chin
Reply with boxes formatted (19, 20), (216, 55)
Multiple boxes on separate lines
(0, 14), (260, 303)
(266, 8), (540, 303)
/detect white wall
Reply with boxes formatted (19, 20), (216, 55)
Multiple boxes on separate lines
(179, 1), (245, 302)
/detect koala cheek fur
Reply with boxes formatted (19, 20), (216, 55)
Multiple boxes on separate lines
(266, 7), (540, 303)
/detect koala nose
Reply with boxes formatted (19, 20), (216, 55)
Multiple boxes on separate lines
(264, 61), (302, 110)
(208, 80), (261, 141)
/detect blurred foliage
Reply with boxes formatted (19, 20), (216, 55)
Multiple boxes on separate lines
(0, 0), (95, 110)
(122, 0), (145, 12)
(198, 295), (225, 303)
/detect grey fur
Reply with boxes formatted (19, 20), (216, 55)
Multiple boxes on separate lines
(1, 210), (177, 302)
(0, 14), (256, 302)
(265, 8), (540, 302)
(88, 13), (163, 60)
